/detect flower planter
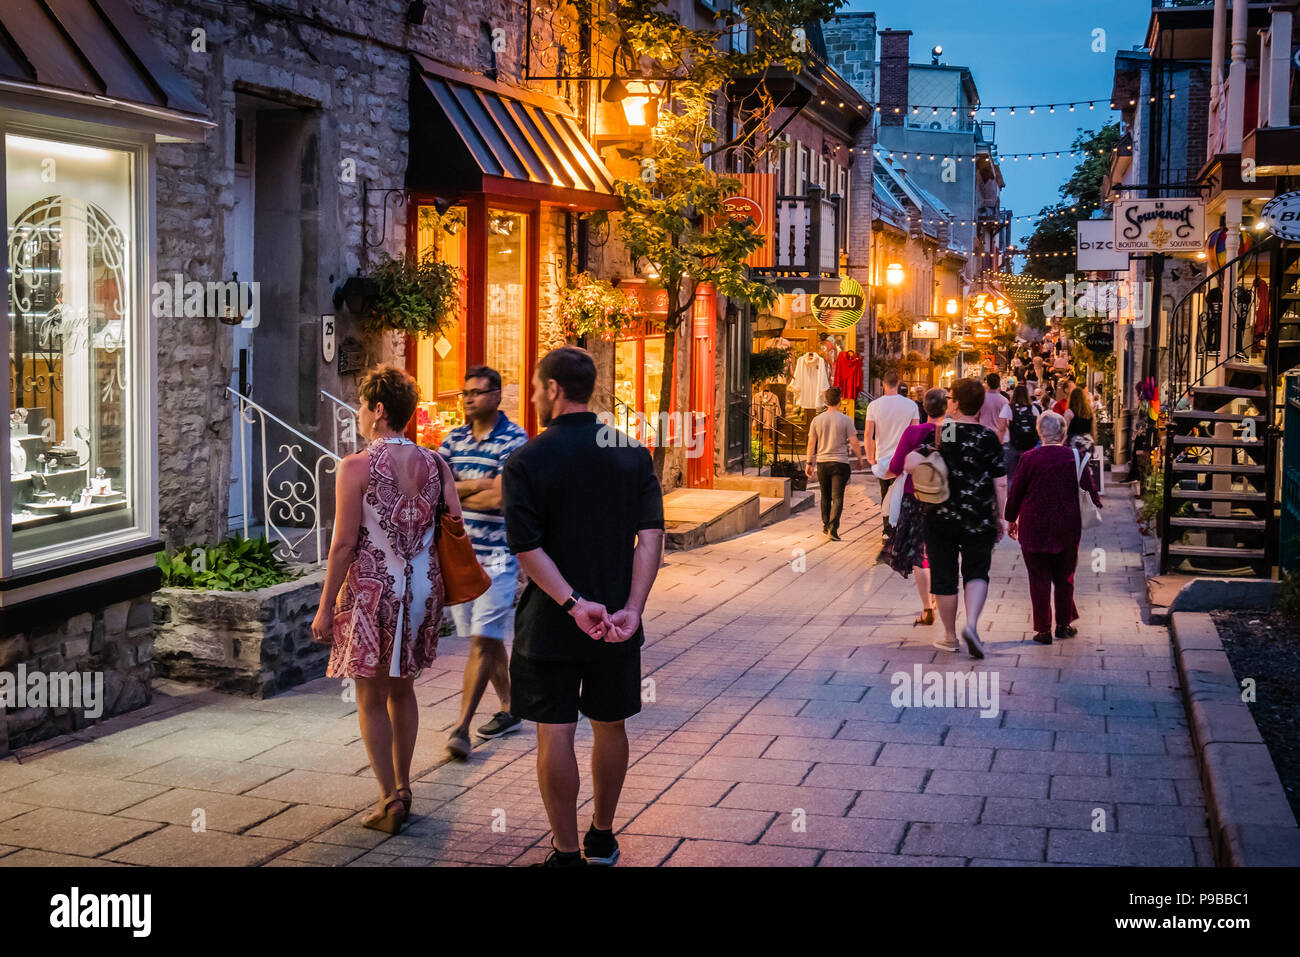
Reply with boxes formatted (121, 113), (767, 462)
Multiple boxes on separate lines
(151, 568), (328, 698)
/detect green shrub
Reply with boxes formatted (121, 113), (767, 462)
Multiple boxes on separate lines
(750, 347), (791, 384)
(1136, 469), (1164, 533)
(751, 435), (771, 469)
(157, 535), (294, 591)
(1279, 568), (1300, 622)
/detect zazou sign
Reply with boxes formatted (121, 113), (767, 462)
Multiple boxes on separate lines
(1261, 191), (1300, 242)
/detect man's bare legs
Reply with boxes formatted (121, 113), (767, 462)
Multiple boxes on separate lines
(534, 718), (630, 853)
(452, 636), (510, 739)
(535, 722), (580, 853)
(589, 719), (629, 831)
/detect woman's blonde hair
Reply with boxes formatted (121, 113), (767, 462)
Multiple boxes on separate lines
(1067, 387), (1095, 437)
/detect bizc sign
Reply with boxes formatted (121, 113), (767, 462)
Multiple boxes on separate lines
(1261, 191), (1300, 241)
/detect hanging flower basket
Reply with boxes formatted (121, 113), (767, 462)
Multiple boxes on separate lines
(357, 252), (460, 337)
(559, 273), (644, 341)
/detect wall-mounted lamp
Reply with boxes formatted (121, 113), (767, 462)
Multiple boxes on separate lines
(604, 77), (662, 129)
(886, 262), (905, 287)
(945, 297), (959, 316)
(335, 275), (378, 314)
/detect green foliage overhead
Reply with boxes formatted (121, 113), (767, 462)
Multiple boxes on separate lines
(157, 535), (294, 592)
(1023, 123), (1121, 283)
(750, 346), (791, 383)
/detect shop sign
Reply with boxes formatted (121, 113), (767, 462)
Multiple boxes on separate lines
(911, 320), (940, 339)
(1077, 220), (1129, 271)
(728, 173), (776, 268)
(966, 291), (1014, 322)
(621, 282), (670, 316)
(812, 276), (865, 330)
(1084, 323), (1114, 355)
(338, 336), (366, 375)
(322, 314), (335, 363)
(1261, 191), (1300, 242)
(1113, 198), (1205, 253)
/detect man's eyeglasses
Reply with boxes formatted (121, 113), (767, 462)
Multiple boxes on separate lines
(460, 388), (500, 399)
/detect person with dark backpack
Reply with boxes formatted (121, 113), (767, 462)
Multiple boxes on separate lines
(1006, 384), (1041, 481)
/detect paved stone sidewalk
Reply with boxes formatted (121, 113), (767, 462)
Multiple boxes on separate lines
(0, 477), (1210, 866)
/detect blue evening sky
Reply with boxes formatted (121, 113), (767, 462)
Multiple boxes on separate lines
(842, 0), (1153, 246)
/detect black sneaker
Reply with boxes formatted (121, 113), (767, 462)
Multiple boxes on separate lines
(1055, 625), (1077, 640)
(583, 824), (620, 866)
(531, 846), (587, 867)
(1032, 632), (1053, 644)
(829, 530), (842, 542)
(476, 711), (522, 738)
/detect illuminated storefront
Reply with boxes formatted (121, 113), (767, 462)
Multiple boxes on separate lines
(404, 58), (618, 439)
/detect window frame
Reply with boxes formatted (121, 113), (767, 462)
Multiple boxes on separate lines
(0, 115), (158, 579)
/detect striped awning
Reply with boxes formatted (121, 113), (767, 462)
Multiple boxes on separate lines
(409, 55), (618, 209)
(0, 0), (209, 134)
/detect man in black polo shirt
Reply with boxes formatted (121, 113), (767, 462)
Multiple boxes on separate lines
(502, 346), (664, 867)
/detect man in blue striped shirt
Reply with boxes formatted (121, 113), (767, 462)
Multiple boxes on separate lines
(438, 366), (529, 760)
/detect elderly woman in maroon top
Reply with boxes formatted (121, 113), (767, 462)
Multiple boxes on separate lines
(1005, 411), (1102, 644)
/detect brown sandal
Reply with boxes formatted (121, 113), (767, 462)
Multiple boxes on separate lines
(362, 795), (408, 835)
(395, 787), (413, 817)
(913, 608), (935, 627)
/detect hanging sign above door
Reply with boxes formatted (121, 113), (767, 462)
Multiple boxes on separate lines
(1261, 191), (1300, 242)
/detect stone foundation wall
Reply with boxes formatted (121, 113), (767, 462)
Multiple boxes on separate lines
(0, 597), (154, 755)
(152, 569), (329, 698)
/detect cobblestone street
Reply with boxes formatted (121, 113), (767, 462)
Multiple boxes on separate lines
(0, 479), (1209, 866)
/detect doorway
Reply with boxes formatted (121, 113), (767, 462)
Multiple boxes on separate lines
(227, 103), (256, 531)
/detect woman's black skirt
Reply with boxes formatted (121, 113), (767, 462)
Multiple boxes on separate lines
(882, 494), (927, 578)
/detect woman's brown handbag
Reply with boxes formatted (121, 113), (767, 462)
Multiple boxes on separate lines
(431, 453), (491, 606)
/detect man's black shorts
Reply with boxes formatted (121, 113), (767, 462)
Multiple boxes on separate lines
(510, 651), (642, 724)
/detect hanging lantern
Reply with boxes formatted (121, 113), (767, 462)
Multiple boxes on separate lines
(1204, 227), (1253, 271)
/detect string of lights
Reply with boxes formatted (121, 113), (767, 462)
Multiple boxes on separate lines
(886, 201), (1108, 229)
(813, 93), (1165, 116)
(872, 144), (1131, 163)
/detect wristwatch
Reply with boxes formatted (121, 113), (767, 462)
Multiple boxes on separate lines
(559, 591), (580, 613)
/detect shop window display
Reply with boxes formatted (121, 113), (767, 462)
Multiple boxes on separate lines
(6, 134), (137, 558)
(485, 209), (528, 425)
(613, 331), (664, 445)
(414, 204), (467, 447)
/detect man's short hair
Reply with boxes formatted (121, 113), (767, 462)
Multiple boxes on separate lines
(825, 386), (842, 406)
(953, 377), (986, 416)
(883, 370), (901, 388)
(985, 373), (1000, 390)
(465, 365), (502, 392)
(536, 346), (596, 403)
(923, 387), (948, 419)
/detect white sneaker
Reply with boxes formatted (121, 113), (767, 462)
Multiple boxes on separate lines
(932, 635), (960, 653)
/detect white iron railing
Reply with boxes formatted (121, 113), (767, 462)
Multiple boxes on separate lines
(320, 389), (362, 457)
(228, 387), (339, 564)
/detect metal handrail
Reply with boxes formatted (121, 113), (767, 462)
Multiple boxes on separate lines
(320, 389), (361, 457)
(228, 387), (339, 565)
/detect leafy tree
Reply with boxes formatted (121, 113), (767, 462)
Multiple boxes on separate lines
(593, 0), (846, 479)
(1023, 123), (1120, 283)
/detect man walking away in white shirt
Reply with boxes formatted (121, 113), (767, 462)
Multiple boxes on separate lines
(865, 372), (919, 544)
(805, 387), (865, 541)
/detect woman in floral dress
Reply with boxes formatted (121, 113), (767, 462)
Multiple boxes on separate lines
(312, 365), (459, 834)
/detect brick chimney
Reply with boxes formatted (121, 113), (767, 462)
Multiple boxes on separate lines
(879, 29), (911, 127)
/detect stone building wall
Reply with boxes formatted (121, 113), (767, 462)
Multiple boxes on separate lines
(128, 0), (530, 548)
(0, 596), (154, 754)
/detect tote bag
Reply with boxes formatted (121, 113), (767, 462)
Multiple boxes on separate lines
(1073, 448), (1103, 530)
(431, 453), (491, 606)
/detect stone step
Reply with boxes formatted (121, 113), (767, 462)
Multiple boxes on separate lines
(663, 488), (761, 550)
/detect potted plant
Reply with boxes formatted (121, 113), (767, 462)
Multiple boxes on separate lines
(750, 346), (791, 384)
(356, 252), (460, 337)
(152, 535), (328, 697)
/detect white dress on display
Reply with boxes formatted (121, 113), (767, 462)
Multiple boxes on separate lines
(792, 353), (830, 411)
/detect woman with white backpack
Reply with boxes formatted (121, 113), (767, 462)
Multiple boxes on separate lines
(1004, 411), (1103, 645)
